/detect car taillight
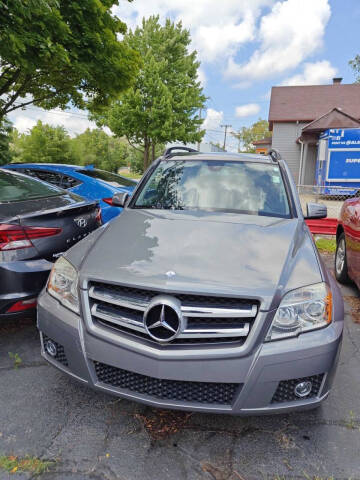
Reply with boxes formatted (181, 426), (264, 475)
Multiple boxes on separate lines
(7, 298), (37, 313)
(0, 224), (61, 251)
(102, 197), (113, 206)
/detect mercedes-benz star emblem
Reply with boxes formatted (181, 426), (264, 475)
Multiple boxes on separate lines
(74, 217), (87, 228)
(144, 295), (183, 343)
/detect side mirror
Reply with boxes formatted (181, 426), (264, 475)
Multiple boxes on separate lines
(111, 192), (129, 208)
(305, 202), (327, 219)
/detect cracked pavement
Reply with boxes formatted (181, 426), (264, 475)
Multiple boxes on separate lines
(0, 253), (359, 480)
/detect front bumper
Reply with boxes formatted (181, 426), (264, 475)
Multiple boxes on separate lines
(0, 259), (53, 319)
(37, 291), (343, 415)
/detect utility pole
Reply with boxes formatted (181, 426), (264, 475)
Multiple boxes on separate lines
(197, 108), (203, 151)
(220, 124), (232, 151)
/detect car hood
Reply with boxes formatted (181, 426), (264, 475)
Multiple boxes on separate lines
(76, 209), (322, 311)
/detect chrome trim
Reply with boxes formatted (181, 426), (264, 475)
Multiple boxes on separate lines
(89, 286), (257, 318)
(181, 304), (257, 318)
(178, 324), (249, 338)
(91, 304), (144, 332)
(91, 303), (250, 339)
(89, 286), (147, 311)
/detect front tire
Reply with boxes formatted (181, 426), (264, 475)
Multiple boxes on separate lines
(335, 233), (350, 284)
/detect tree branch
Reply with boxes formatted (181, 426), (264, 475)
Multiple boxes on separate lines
(125, 135), (144, 153)
(0, 68), (21, 97)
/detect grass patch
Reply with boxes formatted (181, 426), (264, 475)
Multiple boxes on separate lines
(118, 170), (142, 180)
(315, 237), (336, 253)
(0, 455), (54, 475)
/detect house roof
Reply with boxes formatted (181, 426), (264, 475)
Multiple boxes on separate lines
(301, 107), (360, 134)
(268, 84), (360, 129)
(252, 136), (272, 146)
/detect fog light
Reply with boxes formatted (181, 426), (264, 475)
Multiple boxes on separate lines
(294, 381), (312, 398)
(45, 339), (57, 357)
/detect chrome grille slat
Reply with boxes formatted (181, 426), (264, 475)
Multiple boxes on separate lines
(89, 285), (257, 318)
(87, 282), (258, 345)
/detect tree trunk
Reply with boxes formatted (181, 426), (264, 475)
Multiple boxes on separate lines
(151, 142), (156, 163)
(143, 139), (150, 171)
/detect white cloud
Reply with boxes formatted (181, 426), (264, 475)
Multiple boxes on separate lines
(8, 107), (97, 136)
(197, 68), (207, 87)
(235, 103), (260, 118)
(203, 108), (224, 131)
(225, 0), (331, 81)
(281, 60), (337, 86)
(114, 0), (275, 64)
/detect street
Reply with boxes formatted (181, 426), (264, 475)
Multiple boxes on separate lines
(0, 253), (359, 480)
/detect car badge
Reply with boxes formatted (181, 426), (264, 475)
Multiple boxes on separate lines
(74, 217), (87, 228)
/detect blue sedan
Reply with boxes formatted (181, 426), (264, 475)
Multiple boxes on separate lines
(4, 163), (138, 223)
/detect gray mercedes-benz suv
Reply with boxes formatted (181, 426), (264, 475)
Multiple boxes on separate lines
(38, 150), (344, 415)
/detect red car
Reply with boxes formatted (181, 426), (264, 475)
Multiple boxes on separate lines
(335, 197), (360, 288)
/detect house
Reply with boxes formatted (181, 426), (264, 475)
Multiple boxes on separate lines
(252, 137), (272, 155)
(268, 78), (360, 185)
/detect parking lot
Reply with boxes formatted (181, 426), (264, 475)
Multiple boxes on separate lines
(0, 252), (359, 480)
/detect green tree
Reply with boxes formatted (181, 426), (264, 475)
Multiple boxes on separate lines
(0, 117), (12, 165)
(95, 16), (206, 170)
(232, 119), (272, 153)
(11, 121), (76, 163)
(71, 128), (129, 172)
(0, 0), (139, 119)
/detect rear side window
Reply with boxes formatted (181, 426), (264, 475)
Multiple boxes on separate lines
(61, 174), (82, 189)
(29, 170), (63, 187)
(79, 169), (136, 187)
(0, 170), (63, 202)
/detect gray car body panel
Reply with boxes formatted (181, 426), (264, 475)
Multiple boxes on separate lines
(38, 152), (344, 414)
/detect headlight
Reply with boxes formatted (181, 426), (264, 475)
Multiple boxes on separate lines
(265, 282), (332, 341)
(47, 257), (79, 314)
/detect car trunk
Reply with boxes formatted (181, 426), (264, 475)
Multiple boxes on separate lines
(1, 194), (100, 261)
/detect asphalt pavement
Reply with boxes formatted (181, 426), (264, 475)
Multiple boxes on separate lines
(0, 253), (359, 480)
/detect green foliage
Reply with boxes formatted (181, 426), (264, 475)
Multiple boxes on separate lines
(11, 121), (76, 163)
(232, 119), (272, 153)
(0, 117), (12, 165)
(94, 16), (206, 170)
(0, 0), (139, 119)
(71, 128), (129, 172)
(10, 122), (131, 171)
(350, 55), (360, 82)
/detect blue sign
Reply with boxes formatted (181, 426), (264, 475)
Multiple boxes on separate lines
(327, 150), (360, 181)
(323, 128), (360, 149)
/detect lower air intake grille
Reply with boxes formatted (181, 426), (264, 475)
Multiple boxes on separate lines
(271, 374), (324, 404)
(43, 334), (68, 367)
(94, 361), (239, 405)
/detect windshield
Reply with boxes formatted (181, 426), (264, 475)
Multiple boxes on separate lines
(0, 170), (64, 202)
(79, 169), (137, 188)
(133, 160), (291, 218)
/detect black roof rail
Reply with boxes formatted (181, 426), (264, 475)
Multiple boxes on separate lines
(163, 146), (199, 158)
(268, 148), (282, 163)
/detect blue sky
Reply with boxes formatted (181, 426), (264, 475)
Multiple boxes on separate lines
(9, 0), (360, 150)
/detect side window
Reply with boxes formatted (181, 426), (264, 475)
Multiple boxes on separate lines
(31, 170), (63, 187)
(61, 175), (82, 189)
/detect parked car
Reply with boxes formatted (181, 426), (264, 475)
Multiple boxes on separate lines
(38, 149), (343, 415)
(0, 168), (102, 319)
(335, 197), (360, 288)
(4, 163), (137, 223)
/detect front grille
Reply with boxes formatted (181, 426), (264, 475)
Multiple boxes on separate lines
(271, 374), (324, 404)
(42, 334), (68, 367)
(94, 361), (240, 405)
(87, 281), (258, 346)
(91, 282), (253, 308)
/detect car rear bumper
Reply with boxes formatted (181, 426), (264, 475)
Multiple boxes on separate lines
(38, 291), (343, 415)
(0, 259), (52, 319)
